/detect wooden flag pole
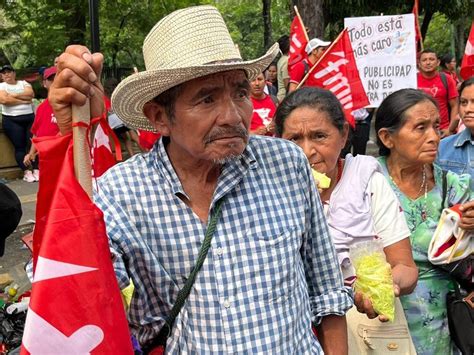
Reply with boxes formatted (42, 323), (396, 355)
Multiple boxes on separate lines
(294, 6), (309, 42)
(72, 102), (93, 198)
(296, 28), (346, 90)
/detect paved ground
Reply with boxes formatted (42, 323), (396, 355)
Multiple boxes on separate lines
(1, 178), (37, 297)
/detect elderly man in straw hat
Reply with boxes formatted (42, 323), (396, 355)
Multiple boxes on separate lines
(49, 5), (352, 354)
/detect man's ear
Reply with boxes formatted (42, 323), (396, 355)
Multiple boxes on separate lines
(377, 128), (394, 150)
(143, 101), (170, 136)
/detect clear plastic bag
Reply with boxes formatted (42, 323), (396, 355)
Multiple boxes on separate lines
(351, 240), (395, 321)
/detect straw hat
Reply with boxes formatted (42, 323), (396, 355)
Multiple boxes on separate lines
(112, 5), (279, 131)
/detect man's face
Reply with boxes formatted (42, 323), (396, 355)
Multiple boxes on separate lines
(419, 52), (439, 75)
(313, 47), (327, 61)
(152, 70), (252, 165)
(43, 76), (55, 90)
(250, 73), (266, 98)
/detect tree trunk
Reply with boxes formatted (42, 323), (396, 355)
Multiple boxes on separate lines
(61, 1), (86, 45)
(292, 0), (325, 39)
(420, 8), (433, 43)
(262, 0), (272, 50)
(454, 18), (466, 60)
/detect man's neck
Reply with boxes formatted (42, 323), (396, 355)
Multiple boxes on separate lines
(251, 93), (266, 100)
(419, 70), (438, 79)
(165, 140), (221, 222)
(307, 55), (317, 66)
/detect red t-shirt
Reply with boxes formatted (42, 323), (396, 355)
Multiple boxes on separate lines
(250, 94), (276, 131)
(442, 70), (460, 87)
(417, 72), (458, 129)
(31, 99), (59, 137)
(289, 58), (320, 87)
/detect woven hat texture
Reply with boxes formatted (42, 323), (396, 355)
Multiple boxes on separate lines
(112, 5), (279, 131)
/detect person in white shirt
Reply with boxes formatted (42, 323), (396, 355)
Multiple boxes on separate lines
(0, 65), (36, 182)
(275, 86), (419, 354)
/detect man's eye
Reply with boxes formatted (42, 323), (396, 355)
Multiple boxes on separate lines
(202, 96), (214, 104)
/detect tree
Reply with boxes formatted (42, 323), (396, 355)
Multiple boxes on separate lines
(292, 0), (324, 38)
(262, 0), (272, 50)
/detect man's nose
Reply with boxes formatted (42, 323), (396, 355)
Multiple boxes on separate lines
(218, 97), (242, 126)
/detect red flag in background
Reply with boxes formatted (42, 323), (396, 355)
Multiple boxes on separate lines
(92, 120), (118, 178)
(22, 134), (133, 354)
(412, 0), (424, 52)
(288, 14), (309, 75)
(460, 21), (474, 80)
(302, 29), (369, 128)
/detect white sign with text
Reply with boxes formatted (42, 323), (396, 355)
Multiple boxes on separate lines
(344, 14), (417, 106)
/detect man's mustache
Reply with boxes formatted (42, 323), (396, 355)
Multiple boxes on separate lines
(204, 126), (249, 144)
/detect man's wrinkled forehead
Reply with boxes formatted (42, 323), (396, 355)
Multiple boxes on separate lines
(189, 70), (249, 87)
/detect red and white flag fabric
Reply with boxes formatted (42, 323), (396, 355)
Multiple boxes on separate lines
(92, 119), (118, 178)
(288, 15), (308, 75)
(412, 0), (423, 52)
(303, 29), (369, 128)
(460, 21), (474, 80)
(21, 133), (133, 354)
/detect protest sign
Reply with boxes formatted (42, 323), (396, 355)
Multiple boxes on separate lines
(344, 14), (417, 106)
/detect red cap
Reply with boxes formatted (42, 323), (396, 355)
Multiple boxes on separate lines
(43, 66), (57, 80)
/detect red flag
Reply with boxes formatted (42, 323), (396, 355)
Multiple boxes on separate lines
(22, 134), (133, 354)
(303, 29), (369, 128)
(412, 0), (423, 52)
(460, 21), (474, 80)
(138, 129), (161, 151)
(288, 15), (308, 75)
(92, 121), (117, 178)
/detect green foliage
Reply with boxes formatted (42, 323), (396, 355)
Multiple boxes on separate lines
(0, 0), (79, 68)
(423, 13), (451, 57)
(216, 0), (290, 60)
(0, 0), (470, 72)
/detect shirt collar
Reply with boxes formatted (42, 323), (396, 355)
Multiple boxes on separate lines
(150, 136), (258, 201)
(454, 129), (474, 148)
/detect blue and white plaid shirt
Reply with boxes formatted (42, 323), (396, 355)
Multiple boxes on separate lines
(95, 135), (352, 353)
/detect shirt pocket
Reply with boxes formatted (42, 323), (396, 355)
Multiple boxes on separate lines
(438, 159), (467, 175)
(241, 226), (300, 303)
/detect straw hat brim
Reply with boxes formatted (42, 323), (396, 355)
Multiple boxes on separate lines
(112, 43), (279, 132)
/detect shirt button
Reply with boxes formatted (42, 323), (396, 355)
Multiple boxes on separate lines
(223, 300), (231, 308)
(216, 247), (223, 256)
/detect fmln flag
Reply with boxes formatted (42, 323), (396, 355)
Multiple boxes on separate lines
(460, 21), (474, 80)
(302, 29), (369, 128)
(21, 133), (133, 354)
(288, 14), (308, 75)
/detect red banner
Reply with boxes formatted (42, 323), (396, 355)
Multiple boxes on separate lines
(412, 0), (423, 52)
(22, 134), (133, 354)
(304, 29), (369, 128)
(288, 15), (308, 75)
(460, 21), (474, 80)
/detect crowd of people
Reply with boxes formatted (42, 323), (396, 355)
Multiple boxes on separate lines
(0, 66), (155, 184)
(1, 4), (473, 355)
